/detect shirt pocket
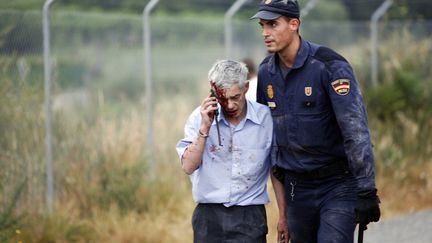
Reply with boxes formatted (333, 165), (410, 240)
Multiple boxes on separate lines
(296, 111), (331, 148)
(238, 148), (270, 181)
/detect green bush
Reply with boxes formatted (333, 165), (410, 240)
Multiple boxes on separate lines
(365, 67), (429, 121)
(364, 32), (432, 167)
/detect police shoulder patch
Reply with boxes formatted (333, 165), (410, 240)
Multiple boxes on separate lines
(331, 79), (350, 96)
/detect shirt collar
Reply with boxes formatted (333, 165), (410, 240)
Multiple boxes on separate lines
(215, 100), (261, 127)
(244, 100), (260, 125)
(293, 37), (309, 69)
(267, 37), (310, 75)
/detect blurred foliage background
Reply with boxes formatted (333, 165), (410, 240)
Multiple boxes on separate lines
(2, 0), (432, 20)
(0, 0), (431, 242)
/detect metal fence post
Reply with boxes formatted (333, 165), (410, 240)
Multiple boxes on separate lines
(143, 0), (159, 181)
(370, 0), (393, 86)
(225, 0), (249, 59)
(42, 0), (55, 213)
(301, 0), (320, 18)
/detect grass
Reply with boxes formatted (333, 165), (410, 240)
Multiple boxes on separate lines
(3, 84), (431, 242)
(372, 115), (432, 218)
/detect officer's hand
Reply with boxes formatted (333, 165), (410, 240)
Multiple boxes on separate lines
(277, 217), (289, 243)
(355, 189), (381, 225)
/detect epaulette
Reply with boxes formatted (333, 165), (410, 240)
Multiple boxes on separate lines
(313, 46), (347, 65)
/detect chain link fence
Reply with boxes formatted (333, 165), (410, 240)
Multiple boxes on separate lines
(1, 6), (431, 214)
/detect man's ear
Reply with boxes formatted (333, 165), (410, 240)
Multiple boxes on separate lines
(289, 18), (300, 32)
(244, 81), (250, 93)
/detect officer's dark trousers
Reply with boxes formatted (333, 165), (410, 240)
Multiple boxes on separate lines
(284, 173), (358, 243)
(192, 203), (268, 243)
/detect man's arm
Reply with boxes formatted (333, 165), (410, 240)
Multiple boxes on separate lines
(181, 129), (208, 175)
(181, 95), (218, 175)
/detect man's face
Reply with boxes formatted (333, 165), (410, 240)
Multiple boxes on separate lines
(212, 84), (248, 121)
(259, 16), (299, 53)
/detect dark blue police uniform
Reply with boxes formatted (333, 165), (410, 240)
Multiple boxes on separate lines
(257, 38), (376, 243)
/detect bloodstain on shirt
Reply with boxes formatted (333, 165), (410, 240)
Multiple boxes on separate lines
(210, 144), (218, 153)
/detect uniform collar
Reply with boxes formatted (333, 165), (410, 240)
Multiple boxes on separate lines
(267, 37), (310, 75)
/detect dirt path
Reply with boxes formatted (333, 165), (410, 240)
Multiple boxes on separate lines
(354, 210), (432, 243)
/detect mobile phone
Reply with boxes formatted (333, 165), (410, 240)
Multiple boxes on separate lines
(210, 89), (219, 116)
(210, 89), (222, 146)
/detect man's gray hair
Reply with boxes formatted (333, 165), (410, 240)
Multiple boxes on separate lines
(208, 59), (248, 89)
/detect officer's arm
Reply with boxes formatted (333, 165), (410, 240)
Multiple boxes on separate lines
(324, 60), (380, 225)
(326, 63), (376, 190)
(270, 173), (289, 242)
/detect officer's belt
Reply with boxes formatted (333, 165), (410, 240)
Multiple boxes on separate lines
(284, 160), (350, 180)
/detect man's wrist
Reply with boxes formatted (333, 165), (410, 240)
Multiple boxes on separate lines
(198, 129), (209, 138)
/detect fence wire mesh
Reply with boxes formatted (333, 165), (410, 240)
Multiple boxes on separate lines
(1, 7), (431, 213)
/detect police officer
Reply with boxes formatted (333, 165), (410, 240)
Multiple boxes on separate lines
(250, 0), (381, 242)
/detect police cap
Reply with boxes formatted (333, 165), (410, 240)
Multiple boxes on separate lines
(251, 0), (300, 20)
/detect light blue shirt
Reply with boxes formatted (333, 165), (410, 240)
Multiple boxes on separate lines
(176, 100), (273, 207)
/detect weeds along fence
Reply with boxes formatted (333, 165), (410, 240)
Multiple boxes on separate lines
(1, 8), (431, 215)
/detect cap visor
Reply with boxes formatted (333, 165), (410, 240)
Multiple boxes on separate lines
(250, 10), (281, 20)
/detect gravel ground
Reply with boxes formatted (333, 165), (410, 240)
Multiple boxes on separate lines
(354, 210), (432, 243)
